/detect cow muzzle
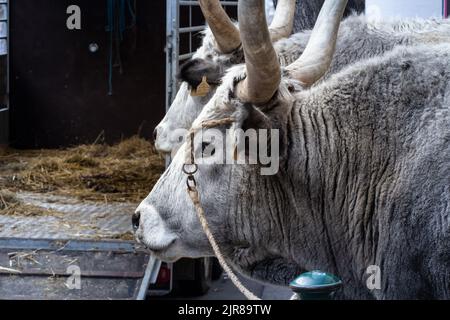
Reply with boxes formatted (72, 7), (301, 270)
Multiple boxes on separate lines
(133, 204), (178, 258)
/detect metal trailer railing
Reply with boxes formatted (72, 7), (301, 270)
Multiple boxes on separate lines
(166, 0), (238, 111)
(163, 0), (237, 296)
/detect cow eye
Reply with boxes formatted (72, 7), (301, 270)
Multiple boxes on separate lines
(201, 142), (215, 157)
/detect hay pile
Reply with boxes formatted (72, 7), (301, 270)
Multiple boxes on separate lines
(0, 189), (59, 217)
(0, 136), (165, 203)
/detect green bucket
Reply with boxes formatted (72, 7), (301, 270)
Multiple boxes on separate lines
(289, 270), (342, 300)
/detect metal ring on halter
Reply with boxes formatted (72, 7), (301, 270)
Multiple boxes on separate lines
(182, 164), (198, 175)
(186, 175), (197, 191)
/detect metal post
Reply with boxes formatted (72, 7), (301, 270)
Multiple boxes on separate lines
(444, 0), (449, 18)
(166, 0), (180, 111)
(0, 0), (9, 146)
(136, 256), (162, 300)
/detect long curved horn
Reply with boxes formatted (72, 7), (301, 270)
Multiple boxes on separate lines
(285, 0), (348, 86)
(269, 0), (296, 42)
(236, 0), (281, 105)
(198, 0), (241, 53)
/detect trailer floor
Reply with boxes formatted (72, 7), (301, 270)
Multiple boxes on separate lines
(0, 193), (159, 300)
(0, 192), (135, 240)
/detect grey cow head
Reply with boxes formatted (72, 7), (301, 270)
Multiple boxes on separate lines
(154, 29), (243, 154)
(154, 0), (296, 155)
(136, 65), (296, 266)
(136, 0), (348, 280)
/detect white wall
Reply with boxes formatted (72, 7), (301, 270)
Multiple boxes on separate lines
(366, 0), (443, 19)
(266, 0), (275, 24)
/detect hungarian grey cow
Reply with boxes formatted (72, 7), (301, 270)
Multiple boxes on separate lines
(154, 0), (450, 155)
(139, 0), (450, 299)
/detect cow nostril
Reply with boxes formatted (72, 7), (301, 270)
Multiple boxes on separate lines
(132, 211), (140, 231)
(153, 127), (158, 141)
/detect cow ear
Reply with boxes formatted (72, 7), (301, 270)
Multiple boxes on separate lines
(178, 58), (222, 89)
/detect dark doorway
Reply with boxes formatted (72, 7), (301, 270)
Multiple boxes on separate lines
(10, 0), (166, 148)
